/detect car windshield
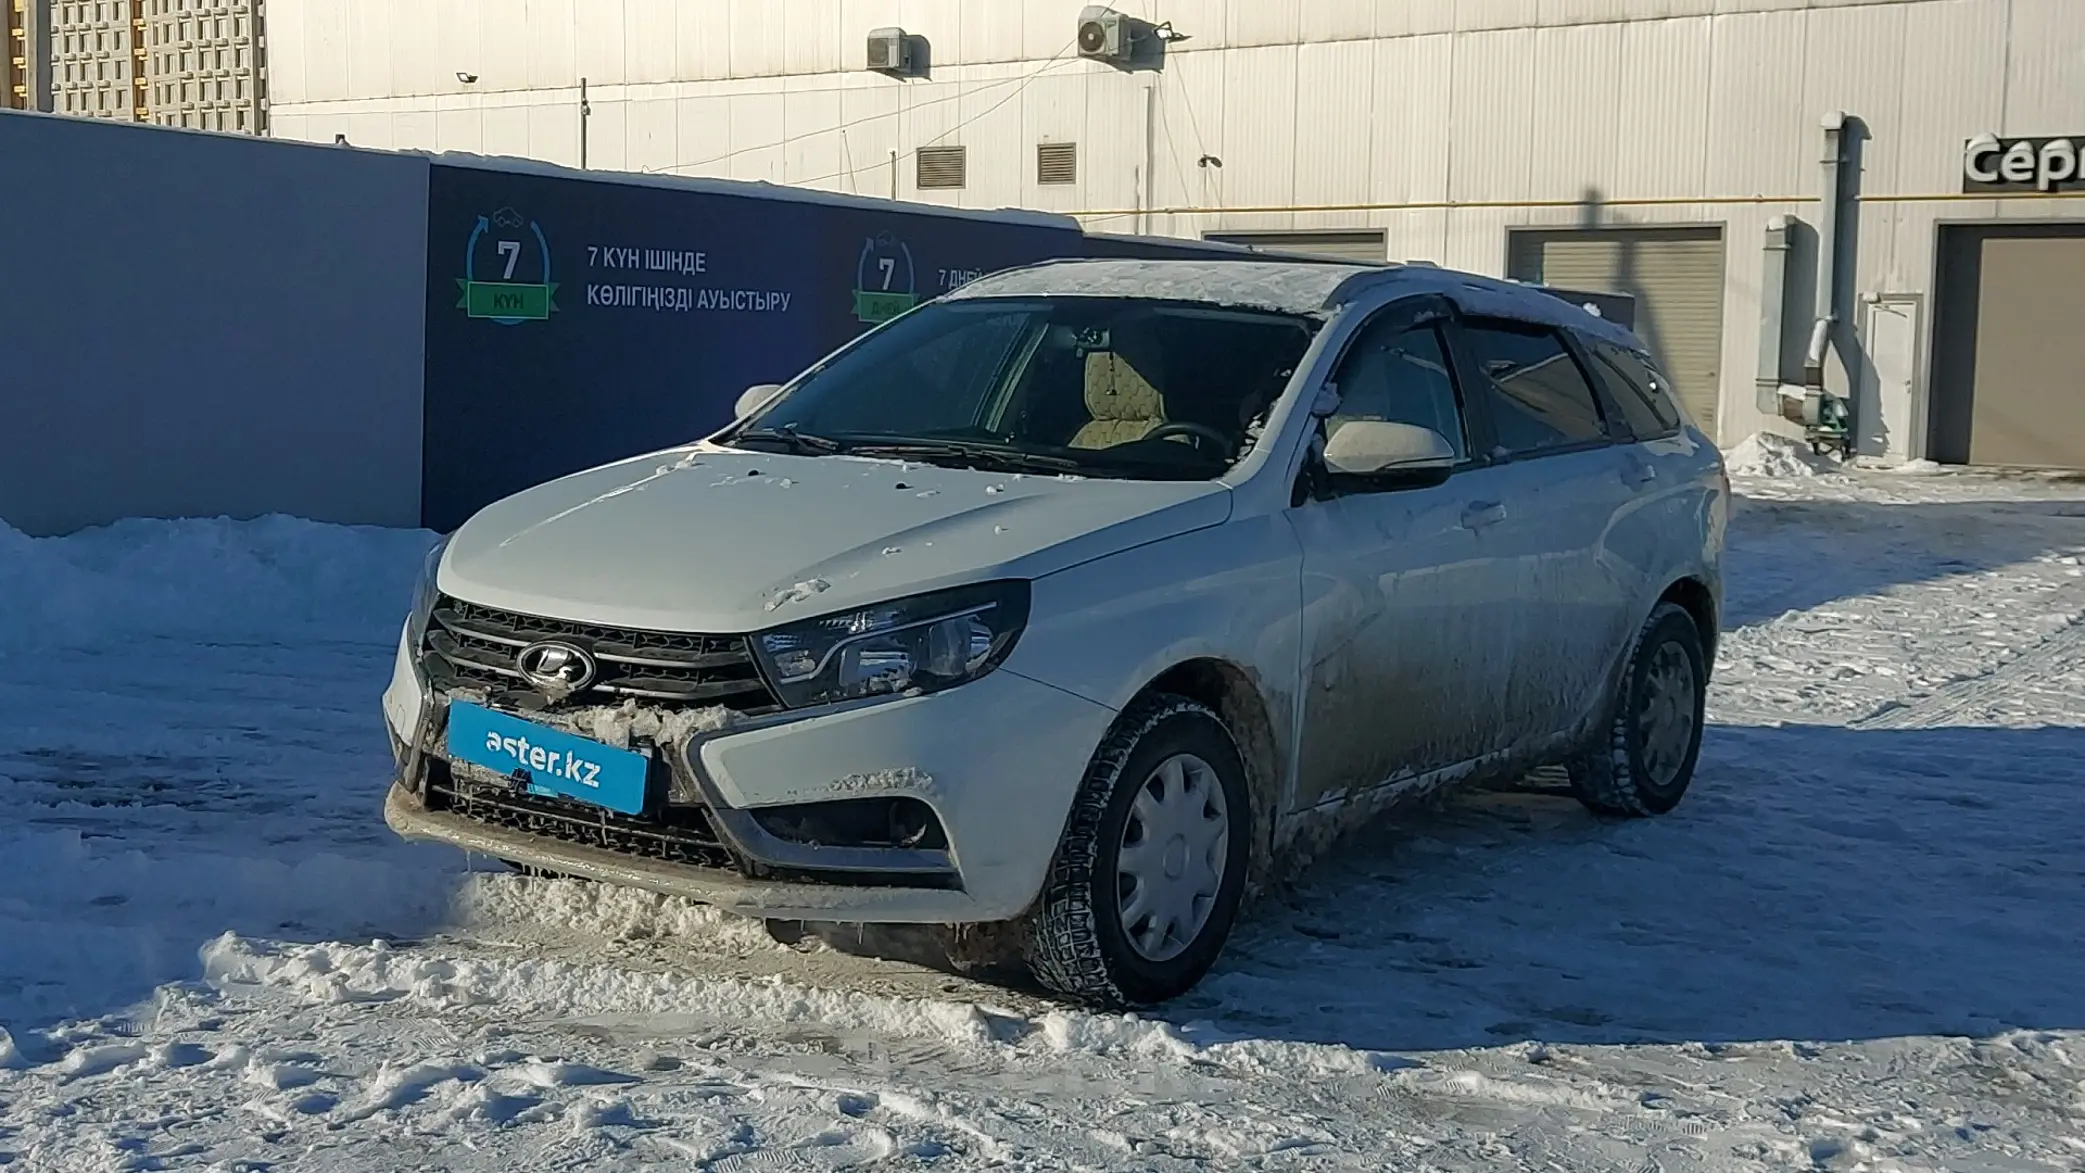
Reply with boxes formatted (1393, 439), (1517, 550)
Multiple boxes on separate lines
(727, 297), (1321, 480)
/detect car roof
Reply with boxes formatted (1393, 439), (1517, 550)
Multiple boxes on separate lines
(946, 258), (1371, 316)
(944, 258), (1645, 351)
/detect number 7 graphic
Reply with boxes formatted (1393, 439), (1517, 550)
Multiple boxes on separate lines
(498, 240), (521, 280)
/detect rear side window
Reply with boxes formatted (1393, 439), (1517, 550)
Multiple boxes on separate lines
(1586, 338), (1684, 440)
(1458, 319), (1608, 456)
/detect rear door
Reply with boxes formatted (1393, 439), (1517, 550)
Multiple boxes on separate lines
(1580, 334), (1720, 622)
(1444, 315), (1640, 753)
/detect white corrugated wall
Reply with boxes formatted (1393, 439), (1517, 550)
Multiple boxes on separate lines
(264, 0), (2085, 451)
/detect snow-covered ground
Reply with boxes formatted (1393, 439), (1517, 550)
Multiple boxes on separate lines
(5, 437), (2085, 1170)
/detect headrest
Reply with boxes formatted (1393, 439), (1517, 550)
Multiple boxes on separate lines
(1082, 333), (1166, 421)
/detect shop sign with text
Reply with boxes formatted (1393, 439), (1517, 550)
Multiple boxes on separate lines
(1962, 134), (2085, 193)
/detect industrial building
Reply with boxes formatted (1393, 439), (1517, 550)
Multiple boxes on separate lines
(249, 0), (2085, 469)
(4, 0), (265, 132)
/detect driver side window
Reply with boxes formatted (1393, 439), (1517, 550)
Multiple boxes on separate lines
(1325, 318), (1469, 460)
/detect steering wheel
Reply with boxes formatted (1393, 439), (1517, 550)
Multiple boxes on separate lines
(1145, 422), (1234, 458)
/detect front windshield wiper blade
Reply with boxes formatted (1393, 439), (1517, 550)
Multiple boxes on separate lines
(731, 426), (846, 456)
(844, 440), (1088, 475)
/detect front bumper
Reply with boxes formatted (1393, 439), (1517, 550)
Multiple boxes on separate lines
(382, 631), (1115, 923)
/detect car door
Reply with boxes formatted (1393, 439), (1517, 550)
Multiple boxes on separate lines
(1578, 331), (1724, 621)
(1286, 297), (1518, 809)
(1443, 314), (1640, 754)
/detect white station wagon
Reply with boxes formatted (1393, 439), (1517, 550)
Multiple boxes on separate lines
(383, 258), (1728, 1005)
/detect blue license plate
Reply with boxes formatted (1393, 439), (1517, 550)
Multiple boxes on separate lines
(445, 702), (651, 816)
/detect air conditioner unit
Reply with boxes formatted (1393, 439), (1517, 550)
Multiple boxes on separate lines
(867, 27), (911, 74)
(1077, 6), (1132, 63)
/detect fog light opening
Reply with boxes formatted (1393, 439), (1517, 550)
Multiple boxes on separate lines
(889, 797), (934, 848)
(751, 796), (949, 851)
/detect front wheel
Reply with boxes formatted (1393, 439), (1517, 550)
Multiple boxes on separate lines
(1569, 601), (1708, 817)
(1023, 695), (1252, 1007)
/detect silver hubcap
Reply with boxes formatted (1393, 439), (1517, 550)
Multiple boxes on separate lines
(1115, 753), (1229, 963)
(1638, 641), (1698, 788)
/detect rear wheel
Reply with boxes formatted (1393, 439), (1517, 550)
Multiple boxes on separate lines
(1569, 602), (1707, 817)
(1023, 695), (1252, 1007)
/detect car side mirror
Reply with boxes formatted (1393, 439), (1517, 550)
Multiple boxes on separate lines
(1320, 421), (1456, 491)
(735, 383), (785, 419)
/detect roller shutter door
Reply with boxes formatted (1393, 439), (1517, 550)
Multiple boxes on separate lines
(1507, 228), (1726, 439)
(1931, 225), (2085, 470)
(1204, 230), (1388, 264)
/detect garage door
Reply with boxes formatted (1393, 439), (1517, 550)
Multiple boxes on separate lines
(1507, 228), (1726, 439)
(1930, 224), (2085, 469)
(1203, 230), (1387, 264)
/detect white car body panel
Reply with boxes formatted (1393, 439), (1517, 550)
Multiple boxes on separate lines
(439, 445), (1230, 633)
(1289, 464), (1512, 807)
(694, 671), (1114, 920)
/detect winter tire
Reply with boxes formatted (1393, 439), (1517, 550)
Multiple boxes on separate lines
(1569, 601), (1707, 817)
(1023, 694), (1253, 1007)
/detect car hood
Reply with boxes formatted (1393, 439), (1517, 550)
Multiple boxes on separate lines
(437, 444), (1232, 633)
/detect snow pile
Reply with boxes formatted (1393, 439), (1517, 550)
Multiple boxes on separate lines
(0, 825), (462, 1026)
(0, 514), (455, 1030)
(451, 873), (779, 952)
(0, 514), (436, 649)
(201, 934), (1007, 1048)
(1725, 431), (1845, 478)
(198, 933), (1403, 1084)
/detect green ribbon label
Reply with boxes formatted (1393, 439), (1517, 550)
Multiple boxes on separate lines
(458, 280), (559, 321)
(853, 290), (917, 324)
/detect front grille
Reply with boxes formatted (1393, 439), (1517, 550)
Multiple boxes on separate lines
(423, 596), (780, 714)
(426, 759), (738, 871)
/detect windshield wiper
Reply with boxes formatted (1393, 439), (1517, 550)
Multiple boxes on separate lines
(844, 440), (1088, 475)
(731, 425), (846, 456)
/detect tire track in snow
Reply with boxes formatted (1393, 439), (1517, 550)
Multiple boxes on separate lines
(1853, 605), (2085, 730)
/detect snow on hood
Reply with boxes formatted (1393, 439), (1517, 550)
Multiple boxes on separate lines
(438, 445), (1231, 633)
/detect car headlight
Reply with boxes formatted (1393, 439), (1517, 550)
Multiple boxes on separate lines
(406, 534), (452, 647)
(751, 581), (1030, 709)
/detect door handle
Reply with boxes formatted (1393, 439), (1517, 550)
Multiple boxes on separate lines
(1624, 461), (1658, 487)
(1460, 501), (1507, 530)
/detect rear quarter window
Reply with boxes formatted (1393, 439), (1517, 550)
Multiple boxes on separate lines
(1586, 338), (1685, 440)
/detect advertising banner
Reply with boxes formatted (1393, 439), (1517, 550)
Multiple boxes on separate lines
(421, 166), (1089, 530)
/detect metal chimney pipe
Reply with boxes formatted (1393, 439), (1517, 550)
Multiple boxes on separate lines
(1804, 111), (1847, 390)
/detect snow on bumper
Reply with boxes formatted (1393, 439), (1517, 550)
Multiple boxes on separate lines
(384, 654), (1114, 924)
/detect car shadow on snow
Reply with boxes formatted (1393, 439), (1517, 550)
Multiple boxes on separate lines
(1721, 493), (2085, 627)
(1174, 722), (2085, 1053)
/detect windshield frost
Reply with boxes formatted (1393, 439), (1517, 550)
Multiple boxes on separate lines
(731, 298), (1320, 480)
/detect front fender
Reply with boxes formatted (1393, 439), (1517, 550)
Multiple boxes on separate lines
(1000, 514), (1303, 771)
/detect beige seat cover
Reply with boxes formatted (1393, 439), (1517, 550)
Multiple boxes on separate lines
(1070, 336), (1168, 449)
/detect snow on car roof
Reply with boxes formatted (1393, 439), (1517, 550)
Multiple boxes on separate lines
(947, 259), (1375, 317)
(946, 258), (1645, 350)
